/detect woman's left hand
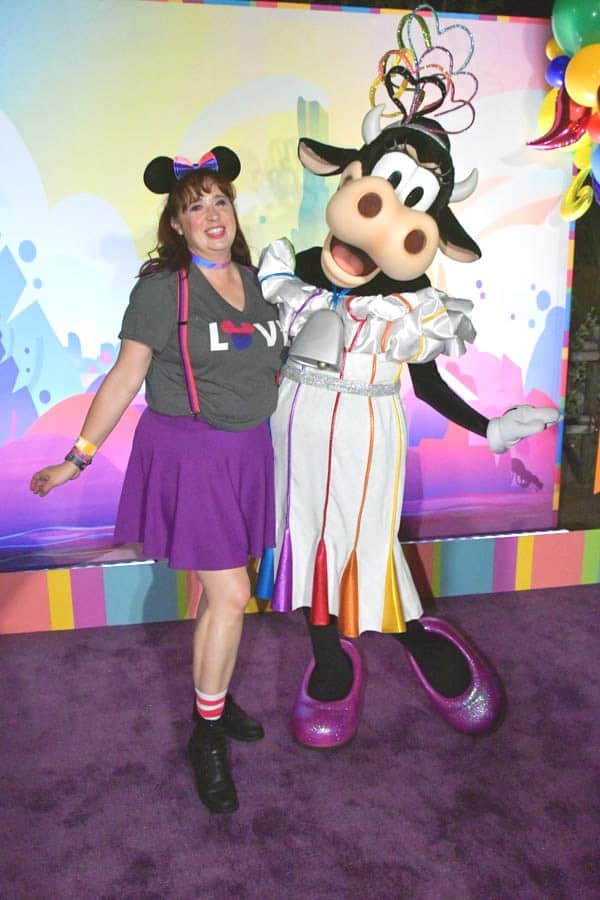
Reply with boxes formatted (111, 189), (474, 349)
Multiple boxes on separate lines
(30, 461), (81, 497)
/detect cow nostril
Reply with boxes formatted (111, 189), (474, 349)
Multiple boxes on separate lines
(357, 192), (382, 218)
(404, 230), (426, 255)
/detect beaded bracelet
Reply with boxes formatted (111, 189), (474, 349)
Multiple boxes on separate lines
(64, 446), (93, 470)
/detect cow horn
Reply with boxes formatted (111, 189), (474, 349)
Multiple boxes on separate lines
(450, 168), (478, 203)
(362, 105), (385, 145)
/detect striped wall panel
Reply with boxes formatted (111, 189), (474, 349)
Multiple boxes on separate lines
(1, 530), (598, 635)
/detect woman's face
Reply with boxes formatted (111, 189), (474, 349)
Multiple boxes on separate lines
(171, 184), (237, 261)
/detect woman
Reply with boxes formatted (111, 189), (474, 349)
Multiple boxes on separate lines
(30, 146), (284, 814)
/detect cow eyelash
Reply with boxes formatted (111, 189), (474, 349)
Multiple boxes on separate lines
(383, 138), (451, 185)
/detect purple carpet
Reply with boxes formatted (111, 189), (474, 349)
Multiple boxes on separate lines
(2, 586), (598, 899)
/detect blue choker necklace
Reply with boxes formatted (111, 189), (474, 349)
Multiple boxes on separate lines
(191, 253), (231, 270)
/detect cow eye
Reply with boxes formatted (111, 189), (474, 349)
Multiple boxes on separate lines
(404, 186), (424, 208)
(371, 151), (440, 212)
(401, 170), (439, 212)
(371, 152), (416, 190)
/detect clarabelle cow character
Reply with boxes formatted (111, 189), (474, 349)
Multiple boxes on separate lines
(258, 50), (558, 747)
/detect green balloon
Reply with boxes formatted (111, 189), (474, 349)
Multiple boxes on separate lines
(552, 0), (600, 56)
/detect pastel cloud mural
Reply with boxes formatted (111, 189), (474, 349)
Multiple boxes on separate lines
(0, 0), (572, 569)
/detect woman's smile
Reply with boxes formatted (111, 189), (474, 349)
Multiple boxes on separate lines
(171, 185), (237, 261)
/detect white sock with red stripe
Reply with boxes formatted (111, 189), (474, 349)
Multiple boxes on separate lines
(195, 688), (226, 722)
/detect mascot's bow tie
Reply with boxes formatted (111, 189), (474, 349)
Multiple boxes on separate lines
(173, 152), (219, 179)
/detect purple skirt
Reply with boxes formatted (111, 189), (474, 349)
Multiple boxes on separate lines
(114, 408), (275, 571)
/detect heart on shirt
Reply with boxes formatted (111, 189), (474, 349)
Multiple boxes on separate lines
(221, 320), (255, 350)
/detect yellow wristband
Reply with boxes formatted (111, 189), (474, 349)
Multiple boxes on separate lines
(75, 436), (98, 457)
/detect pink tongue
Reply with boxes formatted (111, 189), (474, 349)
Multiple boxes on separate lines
(331, 241), (366, 276)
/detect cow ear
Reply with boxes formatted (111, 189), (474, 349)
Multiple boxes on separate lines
(437, 207), (481, 262)
(298, 139), (358, 176)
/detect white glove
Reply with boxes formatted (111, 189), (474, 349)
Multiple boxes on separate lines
(487, 405), (560, 454)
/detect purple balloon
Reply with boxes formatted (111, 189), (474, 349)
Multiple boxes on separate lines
(545, 55), (570, 88)
(592, 174), (600, 207)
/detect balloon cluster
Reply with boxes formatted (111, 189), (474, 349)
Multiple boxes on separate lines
(528, 0), (600, 220)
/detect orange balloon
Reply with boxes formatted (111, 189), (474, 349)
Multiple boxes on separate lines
(587, 111), (600, 142)
(565, 43), (600, 108)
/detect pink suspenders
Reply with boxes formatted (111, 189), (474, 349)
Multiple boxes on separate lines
(176, 263), (257, 417)
(177, 268), (202, 417)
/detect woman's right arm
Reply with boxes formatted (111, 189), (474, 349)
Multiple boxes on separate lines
(30, 339), (153, 497)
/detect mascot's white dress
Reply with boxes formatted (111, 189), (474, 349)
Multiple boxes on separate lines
(260, 238), (476, 637)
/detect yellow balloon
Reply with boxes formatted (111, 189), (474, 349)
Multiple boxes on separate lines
(571, 134), (592, 155)
(565, 43), (600, 108)
(573, 136), (593, 170)
(538, 88), (559, 133)
(560, 167), (594, 221)
(545, 37), (563, 61)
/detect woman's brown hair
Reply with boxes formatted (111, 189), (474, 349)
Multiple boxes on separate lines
(139, 172), (252, 277)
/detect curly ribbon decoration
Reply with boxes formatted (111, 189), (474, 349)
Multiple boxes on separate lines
(560, 167), (594, 221)
(369, 49), (416, 119)
(397, 3), (475, 73)
(369, 4), (477, 135)
(397, 6), (433, 53)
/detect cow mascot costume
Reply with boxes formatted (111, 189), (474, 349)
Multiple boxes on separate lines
(257, 7), (558, 747)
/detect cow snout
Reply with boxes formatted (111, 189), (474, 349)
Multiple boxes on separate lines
(357, 192), (382, 218)
(404, 230), (427, 255)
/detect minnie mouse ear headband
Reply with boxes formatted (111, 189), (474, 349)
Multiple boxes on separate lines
(143, 146), (241, 194)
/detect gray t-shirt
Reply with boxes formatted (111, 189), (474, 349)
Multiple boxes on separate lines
(119, 264), (284, 430)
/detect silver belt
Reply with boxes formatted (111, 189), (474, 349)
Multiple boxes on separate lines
(281, 363), (400, 397)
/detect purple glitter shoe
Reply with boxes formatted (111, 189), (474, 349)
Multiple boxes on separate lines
(406, 617), (503, 735)
(291, 639), (364, 749)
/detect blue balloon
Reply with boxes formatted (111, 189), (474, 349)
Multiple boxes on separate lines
(591, 145), (600, 183)
(545, 55), (570, 88)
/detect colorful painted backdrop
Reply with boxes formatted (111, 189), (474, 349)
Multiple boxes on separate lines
(0, 1), (572, 571)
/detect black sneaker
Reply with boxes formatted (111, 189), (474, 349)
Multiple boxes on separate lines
(187, 719), (239, 814)
(192, 694), (265, 742)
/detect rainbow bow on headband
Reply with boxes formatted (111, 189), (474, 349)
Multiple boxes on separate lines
(173, 152), (219, 180)
(144, 146), (240, 194)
